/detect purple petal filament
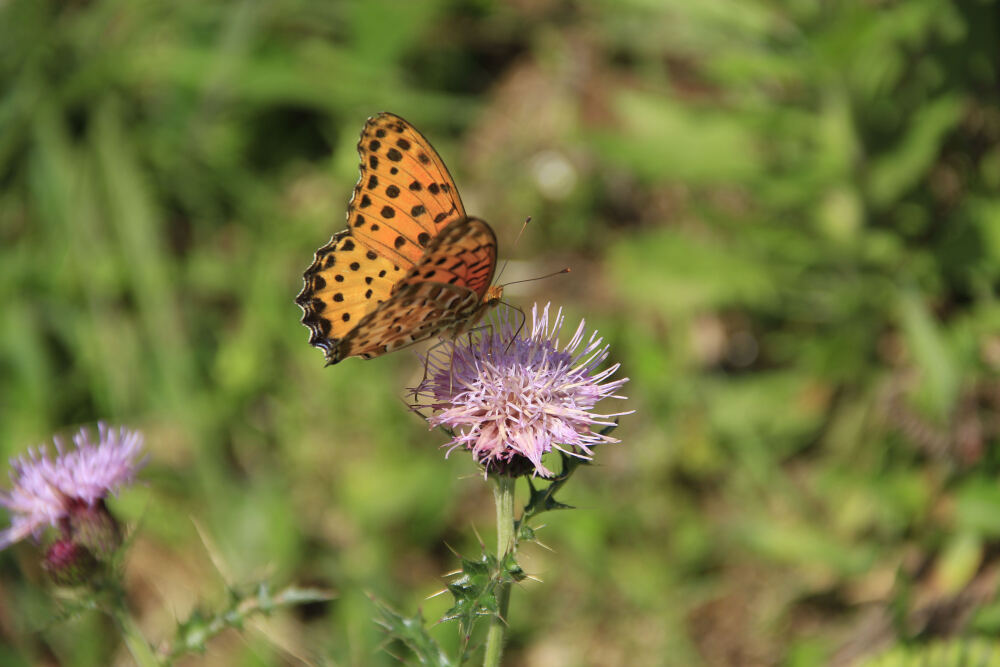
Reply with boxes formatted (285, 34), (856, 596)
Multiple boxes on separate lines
(413, 303), (631, 477)
(0, 423), (146, 549)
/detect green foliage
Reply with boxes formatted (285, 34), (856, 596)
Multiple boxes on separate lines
(373, 598), (455, 667)
(862, 638), (1000, 667)
(517, 449), (595, 526)
(1, 0), (999, 663)
(442, 549), (524, 660)
(167, 583), (332, 661)
(443, 553), (498, 634)
(379, 430), (610, 664)
(372, 531), (525, 664)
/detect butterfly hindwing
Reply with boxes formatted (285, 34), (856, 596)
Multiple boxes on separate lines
(393, 217), (498, 300)
(336, 281), (482, 361)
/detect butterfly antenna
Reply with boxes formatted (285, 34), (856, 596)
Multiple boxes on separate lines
(494, 216), (532, 285)
(498, 301), (528, 353)
(501, 267), (571, 288)
(512, 215), (532, 247)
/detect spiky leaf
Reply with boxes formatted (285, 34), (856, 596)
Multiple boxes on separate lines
(371, 596), (455, 667)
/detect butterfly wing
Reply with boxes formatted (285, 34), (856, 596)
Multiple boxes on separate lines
(296, 230), (404, 357)
(329, 217), (499, 362)
(392, 215), (497, 299)
(296, 112), (497, 365)
(348, 113), (467, 268)
(346, 282), (482, 360)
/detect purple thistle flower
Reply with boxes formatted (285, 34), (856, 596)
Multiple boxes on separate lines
(0, 423), (146, 550)
(413, 303), (631, 477)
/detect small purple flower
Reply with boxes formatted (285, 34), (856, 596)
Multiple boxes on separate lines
(0, 423), (146, 550)
(413, 303), (631, 477)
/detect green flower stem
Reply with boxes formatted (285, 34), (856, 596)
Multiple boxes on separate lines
(483, 475), (516, 667)
(112, 600), (160, 667)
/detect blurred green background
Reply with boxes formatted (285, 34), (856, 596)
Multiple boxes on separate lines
(2, 0), (999, 665)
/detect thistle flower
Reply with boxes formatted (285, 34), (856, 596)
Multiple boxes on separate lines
(0, 423), (146, 550)
(413, 303), (631, 477)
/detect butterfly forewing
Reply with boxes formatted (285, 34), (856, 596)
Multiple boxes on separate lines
(348, 113), (467, 268)
(296, 230), (403, 353)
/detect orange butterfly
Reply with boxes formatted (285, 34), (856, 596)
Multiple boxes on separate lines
(296, 113), (503, 365)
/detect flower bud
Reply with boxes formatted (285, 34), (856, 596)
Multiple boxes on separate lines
(67, 499), (122, 562)
(42, 538), (100, 586)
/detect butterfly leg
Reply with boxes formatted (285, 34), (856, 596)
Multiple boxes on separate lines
(499, 301), (527, 354)
(400, 392), (432, 420)
(412, 336), (454, 400)
(449, 342), (458, 393)
(443, 322), (494, 392)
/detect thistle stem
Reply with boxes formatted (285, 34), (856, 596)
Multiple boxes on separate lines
(110, 589), (160, 667)
(483, 475), (516, 667)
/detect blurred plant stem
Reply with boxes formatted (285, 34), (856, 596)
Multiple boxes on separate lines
(483, 475), (515, 667)
(109, 587), (160, 667)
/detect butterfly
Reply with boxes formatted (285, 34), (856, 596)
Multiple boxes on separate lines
(296, 112), (503, 365)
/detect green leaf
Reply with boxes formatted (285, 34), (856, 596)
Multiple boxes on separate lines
(860, 638), (1000, 666)
(868, 95), (965, 208)
(371, 596), (455, 667)
(441, 552), (502, 638)
(898, 291), (960, 422)
(168, 583), (332, 661)
(516, 422), (619, 534)
(955, 479), (1000, 538)
(933, 532), (982, 595)
(432, 545), (528, 663)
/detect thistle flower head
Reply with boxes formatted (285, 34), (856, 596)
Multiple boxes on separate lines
(0, 423), (146, 550)
(412, 303), (631, 477)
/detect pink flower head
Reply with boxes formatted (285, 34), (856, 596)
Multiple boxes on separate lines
(413, 303), (631, 477)
(0, 423), (146, 550)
